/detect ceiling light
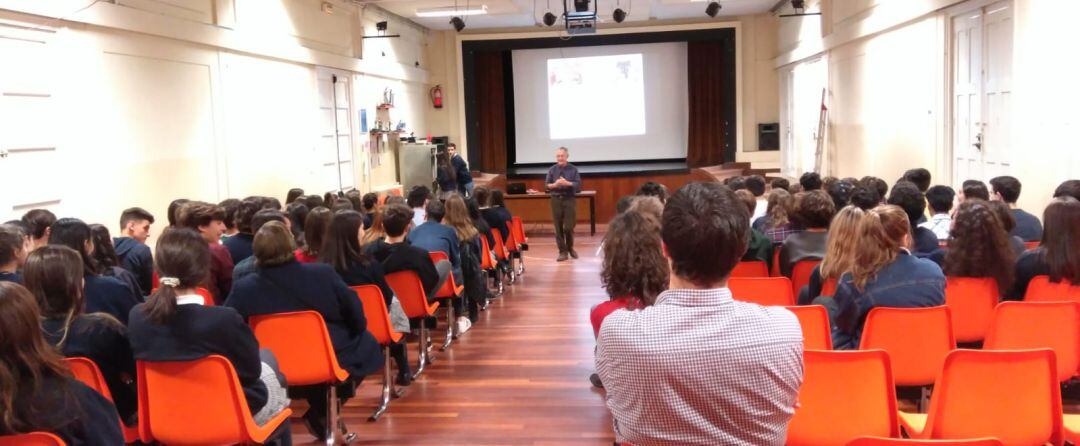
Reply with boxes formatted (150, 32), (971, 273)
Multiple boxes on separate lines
(417, 5), (487, 17)
(705, 1), (720, 17)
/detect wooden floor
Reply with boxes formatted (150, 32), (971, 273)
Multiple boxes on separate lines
(291, 233), (615, 445)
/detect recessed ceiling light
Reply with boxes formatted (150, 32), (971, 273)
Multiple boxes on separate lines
(416, 5), (487, 17)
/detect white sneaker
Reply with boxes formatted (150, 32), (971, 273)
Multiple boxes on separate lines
(456, 316), (472, 334)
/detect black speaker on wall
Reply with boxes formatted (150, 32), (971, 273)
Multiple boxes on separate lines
(758, 123), (779, 151)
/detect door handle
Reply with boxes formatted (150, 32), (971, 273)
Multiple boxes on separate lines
(973, 133), (982, 151)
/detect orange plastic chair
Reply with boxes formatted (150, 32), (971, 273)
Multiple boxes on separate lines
(0, 433), (65, 446)
(386, 270), (441, 378)
(787, 350), (899, 446)
(944, 277), (999, 343)
(727, 277), (795, 306)
(136, 355), (292, 445)
(1024, 275), (1080, 303)
(428, 251), (464, 350)
(785, 305), (832, 350)
(984, 301), (1080, 383)
(480, 235), (503, 295)
(248, 311), (351, 443)
(731, 261), (770, 278)
(821, 277), (838, 297)
(770, 249), (782, 276)
(899, 349), (1063, 446)
(860, 306), (956, 388)
(64, 357), (139, 443)
(511, 216), (528, 249)
(1023, 241), (1040, 251)
(352, 285), (405, 421)
(791, 259), (823, 296)
(492, 228), (515, 284)
(848, 438), (1003, 446)
(147, 286), (215, 306)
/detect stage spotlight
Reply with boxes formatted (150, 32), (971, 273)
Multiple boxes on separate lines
(450, 16), (466, 31)
(613, 8), (626, 23)
(705, 1), (721, 17)
(543, 11), (557, 26)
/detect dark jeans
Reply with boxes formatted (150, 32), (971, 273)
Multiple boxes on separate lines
(550, 196), (576, 254)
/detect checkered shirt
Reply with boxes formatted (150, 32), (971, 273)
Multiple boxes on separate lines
(596, 288), (804, 446)
(765, 224), (804, 244)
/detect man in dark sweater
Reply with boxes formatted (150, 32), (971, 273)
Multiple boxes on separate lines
(113, 207), (155, 295)
(990, 175), (1043, 242)
(368, 204), (451, 300)
(448, 143), (474, 195)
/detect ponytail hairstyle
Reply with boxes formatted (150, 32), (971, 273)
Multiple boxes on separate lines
(88, 224), (121, 269)
(301, 207), (332, 257)
(23, 246), (85, 346)
(849, 205), (910, 291)
(143, 228), (210, 325)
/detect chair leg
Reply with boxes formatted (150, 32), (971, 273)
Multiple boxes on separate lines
(441, 302), (455, 351)
(413, 324), (431, 379)
(918, 386), (931, 413)
(326, 384), (358, 445)
(370, 348), (402, 421)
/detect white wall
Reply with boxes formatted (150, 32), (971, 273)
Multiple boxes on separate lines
(0, 1), (433, 243)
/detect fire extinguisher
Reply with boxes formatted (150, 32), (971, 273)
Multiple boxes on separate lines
(430, 85), (443, 109)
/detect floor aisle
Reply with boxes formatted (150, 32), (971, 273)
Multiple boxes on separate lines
(291, 233), (615, 445)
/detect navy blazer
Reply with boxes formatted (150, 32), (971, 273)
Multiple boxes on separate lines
(114, 237), (153, 295)
(128, 302), (268, 415)
(43, 315), (137, 423)
(223, 233), (255, 264)
(3, 376), (124, 445)
(226, 260), (383, 377)
(85, 274), (140, 325)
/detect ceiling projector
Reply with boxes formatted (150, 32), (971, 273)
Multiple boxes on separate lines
(563, 0), (596, 34)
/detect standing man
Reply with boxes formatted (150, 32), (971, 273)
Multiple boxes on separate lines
(447, 143), (474, 196)
(545, 147), (581, 262)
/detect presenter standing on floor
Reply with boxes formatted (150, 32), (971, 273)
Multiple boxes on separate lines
(545, 147), (582, 262)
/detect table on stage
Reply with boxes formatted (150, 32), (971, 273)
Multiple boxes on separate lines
(503, 191), (597, 236)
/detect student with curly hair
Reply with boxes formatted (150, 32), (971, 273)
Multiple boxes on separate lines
(934, 200), (1016, 295)
(590, 210), (668, 337)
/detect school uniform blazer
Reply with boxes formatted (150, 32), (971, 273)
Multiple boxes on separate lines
(225, 260), (384, 377)
(84, 274), (141, 325)
(43, 315), (137, 423)
(3, 376), (124, 445)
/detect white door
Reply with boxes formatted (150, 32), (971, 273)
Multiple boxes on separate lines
(316, 68), (355, 194)
(952, 1), (1013, 185)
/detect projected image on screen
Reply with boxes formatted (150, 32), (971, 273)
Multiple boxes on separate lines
(547, 54), (646, 140)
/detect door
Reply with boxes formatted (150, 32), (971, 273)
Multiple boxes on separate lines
(316, 68), (355, 194)
(952, 1), (1012, 185)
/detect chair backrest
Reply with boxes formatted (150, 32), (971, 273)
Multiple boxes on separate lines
(428, 251), (461, 299)
(1024, 275), (1080, 303)
(249, 310), (349, 386)
(771, 249), (782, 276)
(944, 277), (999, 343)
(64, 357), (114, 401)
(196, 287), (215, 306)
(785, 305), (832, 350)
(787, 350), (898, 446)
(385, 270), (438, 318)
(791, 259), (823, 296)
(984, 301), (1080, 382)
(511, 216), (527, 245)
(1023, 241), (1040, 251)
(137, 355), (262, 444)
(821, 277), (838, 297)
(847, 438), (1004, 446)
(480, 235), (495, 270)
(492, 228), (509, 260)
(728, 277), (795, 306)
(352, 285), (403, 346)
(503, 228), (519, 253)
(0, 433), (66, 446)
(731, 261), (770, 278)
(859, 306), (956, 386)
(920, 349), (1062, 446)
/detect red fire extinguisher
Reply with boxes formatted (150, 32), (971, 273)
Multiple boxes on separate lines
(430, 85), (443, 109)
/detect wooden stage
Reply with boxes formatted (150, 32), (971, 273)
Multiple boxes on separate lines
(290, 234), (615, 445)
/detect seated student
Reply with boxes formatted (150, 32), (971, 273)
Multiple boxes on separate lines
(850, 184), (881, 211)
(734, 190), (773, 263)
(770, 177), (790, 195)
(986, 200), (1028, 258)
(285, 201), (309, 245)
(960, 179), (990, 202)
(226, 221), (382, 439)
(799, 206), (864, 305)
(406, 186), (430, 229)
(88, 224), (142, 298)
(344, 190), (362, 212)
(482, 190), (516, 248)
(113, 207), (155, 296)
(223, 199), (261, 264)
(408, 199), (462, 283)
(362, 207), (387, 245)
(780, 190), (836, 277)
(49, 218), (141, 325)
(219, 198), (242, 238)
(902, 168), (932, 193)
(761, 189), (801, 243)
(0, 282), (123, 444)
(295, 207), (331, 263)
(129, 229), (290, 440)
(366, 205), (451, 300)
(597, 182), (803, 445)
(361, 192), (378, 229)
(21, 208), (56, 250)
(0, 224), (30, 283)
(635, 181), (669, 203)
(744, 175), (769, 224)
(24, 246), (137, 426)
(825, 179), (855, 211)
(1007, 196), (1080, 300)
(303, 194), (325, 212)
(825, 205), (945, 349)
(444, 195), (486, 325)
(919, 185), (955, 240)
(166, 198), (189, 227)
(286, 187), (305, 206)
(1055, 179), (1080, 201)
(887, 181), (939, 256)
(321, 209), (416, 383)
(859, 176), (889, 205)
(931, 200), (1015, 295)
(233, 209), (291, 283)
(800, 171), (823, 191)
(990, 175), (1043, 241)
(331, 198), (354, 213)
(176, 201), (233, 303)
